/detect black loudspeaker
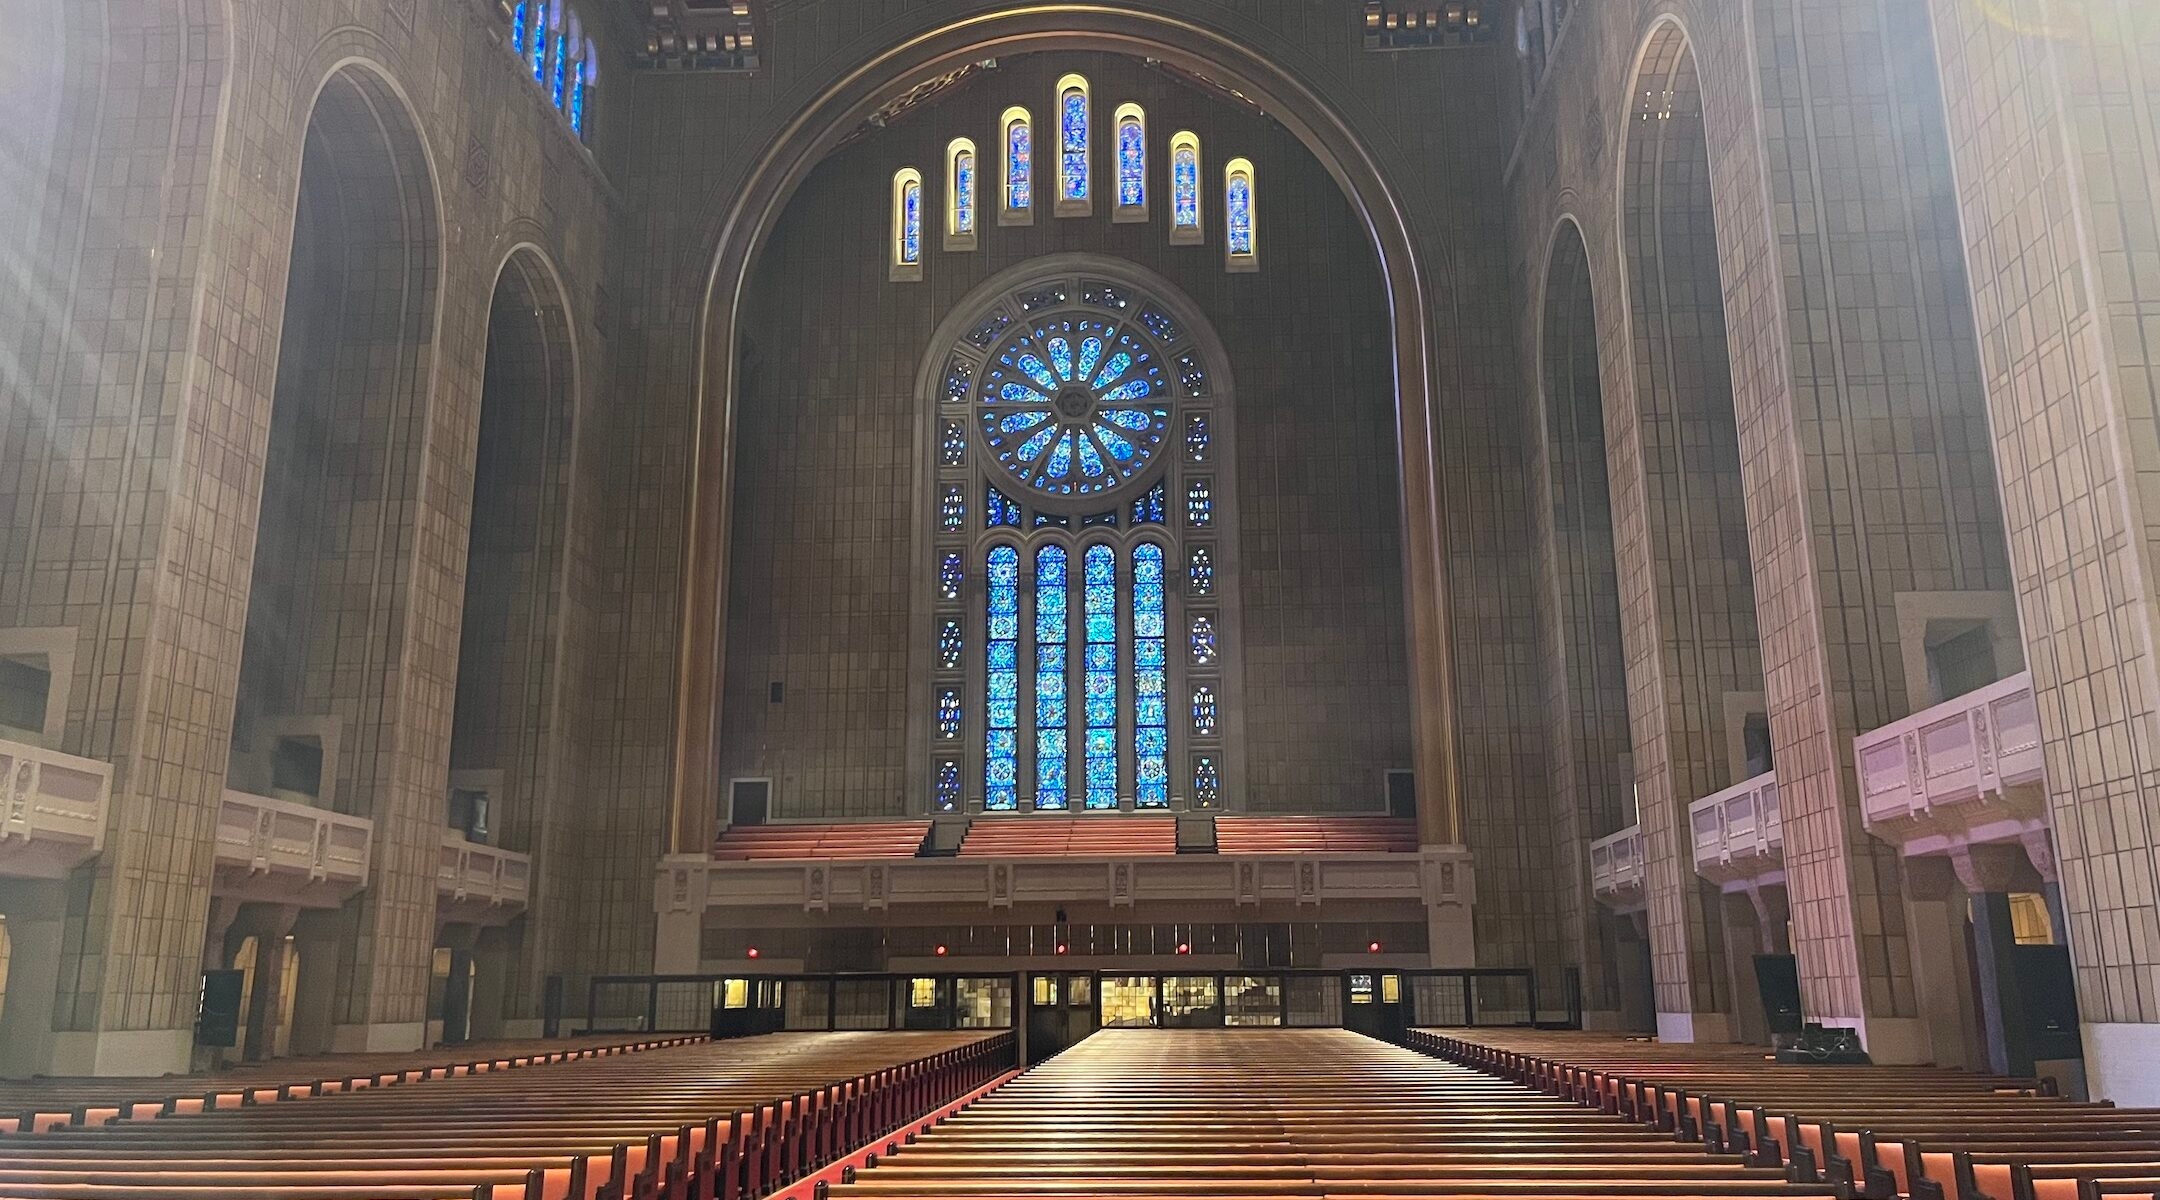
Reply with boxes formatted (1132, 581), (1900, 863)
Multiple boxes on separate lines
(1775, 1023), (1872, 1065)
(1753, 953), (1804, 1037)
(542, 975), (565, 1038)
(196, 969), (246, 1048)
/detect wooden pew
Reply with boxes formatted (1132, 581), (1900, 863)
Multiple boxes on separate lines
(1409, 1029), (2160, 1200)
(823, 1027), (1838, 1199)
(0, 1030), (1011, 1200)
(0, 1034), (706, 1136)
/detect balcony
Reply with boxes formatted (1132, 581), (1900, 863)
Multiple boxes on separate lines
(436, 832), (531, 926)
(0, 737), (110, 878)
(212, 789), (372, 907)
(1589, 824), (1645, 913)
(1855, 671), (2047, 859)
(1688, 772), (1783, 892)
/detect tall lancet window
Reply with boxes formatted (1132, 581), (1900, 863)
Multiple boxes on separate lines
(1113, 104), (1147, 222)
(947, 138), (978, 250)
(569, 41), (596, 139)
(891, 168), (924, 282)
(1169, 132), (1203, 245)
(1001, 107), (1033, 225)
(922, 268), (1242, 813)
(1055, 76), (1092, 217)
(1225, 158), (1257, 272)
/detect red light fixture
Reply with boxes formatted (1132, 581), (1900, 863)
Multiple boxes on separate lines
(746, 947), (760, 960)
(1176, 942), (1191, 955)
(934, 944), (949, 957)
(1055, 943), (1068, 955)
(1368, 941), (1383, 954)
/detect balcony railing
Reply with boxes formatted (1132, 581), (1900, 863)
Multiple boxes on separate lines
(437, 832), (531, 925)
(212, 789), (372, 906)
(1588, 824), (1645, 913)
(0, 737), (110, 878)
(1688, 771), (1782, 890)
(1855, 671), (2047, 857)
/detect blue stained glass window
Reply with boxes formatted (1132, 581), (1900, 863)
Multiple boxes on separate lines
(1193, 686), (1218, 736)
(945, 358), (973, 402)
(1173, 145), (1200, 228)
(939, 483), (965, 532)
(1176, 353), (1208, 397)
(937, 688), (962, 740)
(954, 150), (976, 234)
(979, 319), (1170, 498)
(1186, 413), (1211, 463)
(1187, 479), (1213, 528)
(1227, 171), (1255, 256)
(985, 546), (1021, 811)
(1190, 545), (1215, 596)
(1007, 118), (1032, 210)
(1033, 512), (1069, 529)
(938, 620), (964, 672)
(1081, 511), (1119, 529)
(1191, 615), (1217, 666)
(1035, 546), (1069, 810)
(1117, 118), (1145, 208)
(1138, 307), (1182, 343)
(529, 9), (549, 81)
(985, 485), (1024, 529)
(1060, 89), (1089, 202)
(939, 552), (963, 602)
(935, 759), (962, 811)
(1084, 545), (1119, 809)
(569, 56), (590, 137)
(1132, 480), (1167, 526)
(552, 33), (568, 109)
(511, 3), (531, 57)
(1133, 544), (1169, 808)
(900, 178), (923, 265)
(1194, 757), (1221, 808)
(941, 421), (967, 467)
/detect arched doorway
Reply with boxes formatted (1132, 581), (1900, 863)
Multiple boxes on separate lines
(228, 61), (442, 1057)
(1615, 20), (1768, 1041)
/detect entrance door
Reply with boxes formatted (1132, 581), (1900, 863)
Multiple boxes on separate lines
(1025, 973), (1100, 1062)
(1099, 975), (1158, 1028)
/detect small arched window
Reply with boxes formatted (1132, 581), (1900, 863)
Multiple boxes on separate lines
(569, 38), (595, 139)
(527, 0), (552, 82)
(1001, 106), (1033, 225)
(891, 168), (924, 282)
(1169, 132), (1203, 246)
(1113, 103), (1147, 222)
(1055, 75), (1091, 216)
(946, 138), (978, 250)
(551, 10), (573, 109)
(1225, 158), (1257, 272)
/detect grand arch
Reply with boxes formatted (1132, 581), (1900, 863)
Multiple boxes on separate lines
(673, 5), (1466, 857)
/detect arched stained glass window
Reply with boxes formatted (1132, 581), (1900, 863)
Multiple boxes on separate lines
(1035, 545), (1070, 810)
(1169, 132), (1203, 245)
(1225, 158), (1258, 271)
(1057, 78), (1091, 209)
(892, 168), (924, 281)
(947, 138), (978, 248)
(985, 546), (1021, 811)
(569, 43), (595, 139)
(1001, 107), (1033, 222)
(1133, 543), (1169, 807)
(512, 2), (534, 60)
(1084, 545), (1120, 809)
(926, 270), (1237, 814)
(1115, 108), (1146, 213)
(529, 0), (552, 81)
(551, 14), (571, 109)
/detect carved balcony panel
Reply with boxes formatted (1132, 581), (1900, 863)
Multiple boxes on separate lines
(0, 738), (110, 879)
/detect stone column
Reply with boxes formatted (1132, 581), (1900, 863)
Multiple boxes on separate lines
(1902, 856), (1983, 1070)
(0, 881), (68, 1078)
(1922, 0), (2160, 1105)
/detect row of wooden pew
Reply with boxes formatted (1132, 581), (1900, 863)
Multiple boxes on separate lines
(1214, 815), (1420, 855)
(956, 817), (1178, 857)
(1409, 1028), (2160, 1200)
(0, 1034), (705, 1136)
(825, 1027), (1841, 1199)
(0, 1030), (1010, 1200)
(710, 823), (932, 861)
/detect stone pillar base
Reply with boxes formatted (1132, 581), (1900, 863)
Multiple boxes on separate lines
(1420, 845), (1477, 969)
(1656, 1010), (1735, 1044)
(2085, 1023), (2160, 1106)
(329, 1020), (425, 1054)
(46, 1028), (193, 1077)
(0, 880), (68, 1078)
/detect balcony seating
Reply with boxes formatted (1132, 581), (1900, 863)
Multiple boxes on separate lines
(0, 1030), (1006, 1199)
(827, 1027), (1834, 1199)
(1590, 824), (1647, 912)
(1411, 1027), (2160, 1200)
(957, 816), (1176, 857)
(0, 1034), (703, 1136)
(711, 822), (931, 862)
(1214, 814), (1419, 854)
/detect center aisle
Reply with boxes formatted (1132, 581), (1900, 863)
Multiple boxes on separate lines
(827, 1029), (1837, 1199)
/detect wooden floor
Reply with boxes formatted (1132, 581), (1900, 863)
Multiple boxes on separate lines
(828, 1029), (1835, 1199)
